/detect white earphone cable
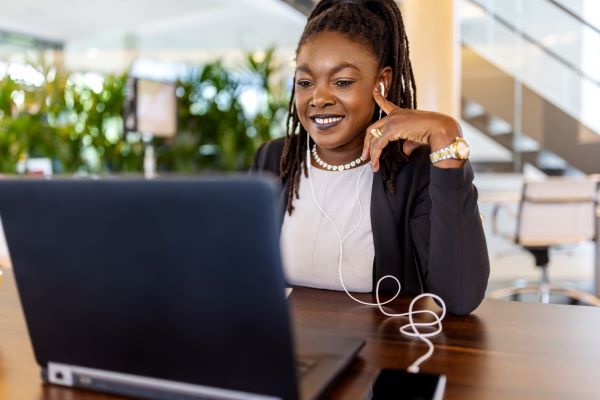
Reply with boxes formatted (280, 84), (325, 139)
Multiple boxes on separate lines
(305, 134), (446, 373)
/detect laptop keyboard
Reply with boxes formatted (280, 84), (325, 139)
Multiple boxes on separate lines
(295, 354), (320, 377)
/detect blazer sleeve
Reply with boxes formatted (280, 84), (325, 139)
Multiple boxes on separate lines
(251, 142), (268, 172)
(409, 161), (490, 315)
(250, 139), (284, 176)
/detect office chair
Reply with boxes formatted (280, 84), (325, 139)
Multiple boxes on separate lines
(489, 178), (600, 306)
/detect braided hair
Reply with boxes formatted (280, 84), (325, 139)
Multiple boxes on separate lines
(281, 0), (417, 215)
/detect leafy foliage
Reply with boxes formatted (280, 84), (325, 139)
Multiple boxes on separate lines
(0, 48), (288, 174)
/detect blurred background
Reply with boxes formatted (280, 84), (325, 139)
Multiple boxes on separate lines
(0, 0), (599, 304)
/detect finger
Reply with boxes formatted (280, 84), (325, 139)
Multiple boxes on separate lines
(362, 118), (387, 161)
(373, 88), (400, 115)
(402, 140), (422, 156)
(370, 132), (392, 172)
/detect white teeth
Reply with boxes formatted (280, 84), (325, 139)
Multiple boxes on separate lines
(314, 116), (343, 125)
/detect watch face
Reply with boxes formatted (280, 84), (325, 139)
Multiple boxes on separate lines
(456, 140), (470, 159)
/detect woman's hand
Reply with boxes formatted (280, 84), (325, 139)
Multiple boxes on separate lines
(362, 88), (465, 172)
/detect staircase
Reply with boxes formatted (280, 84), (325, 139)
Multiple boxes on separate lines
(460, 0), (600, 175)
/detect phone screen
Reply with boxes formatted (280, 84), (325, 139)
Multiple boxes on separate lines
(369, 369), (446, 400)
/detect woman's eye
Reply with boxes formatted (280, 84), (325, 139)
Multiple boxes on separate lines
(296, 80), (312, 88)
(335, 80), (353, 87)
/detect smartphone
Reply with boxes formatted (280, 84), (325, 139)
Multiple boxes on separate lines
(369, 368), (446, 400)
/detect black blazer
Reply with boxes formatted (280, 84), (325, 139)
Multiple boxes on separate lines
(251, 138), (489, 315)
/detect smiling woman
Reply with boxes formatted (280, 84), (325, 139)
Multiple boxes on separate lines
(251, 0), (490, 315)
(294, 32), (380, 165)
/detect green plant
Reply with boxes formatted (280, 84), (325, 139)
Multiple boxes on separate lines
(160, 61), (250, 172)
(0, 48), (289, 174)
(0, 64), (76, 173)
(66, 73), (144, 172)
(159, 47), (288, 172)
(243, 48), (289, 162)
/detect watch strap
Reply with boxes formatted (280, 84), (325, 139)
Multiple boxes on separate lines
(429, 137), (468, 164)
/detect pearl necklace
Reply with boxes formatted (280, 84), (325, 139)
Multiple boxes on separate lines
(311, 144), (365, 171)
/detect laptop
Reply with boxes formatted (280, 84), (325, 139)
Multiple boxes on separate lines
(0, 177), (364, 400)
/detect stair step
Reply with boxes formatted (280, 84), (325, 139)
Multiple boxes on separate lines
(463, 113), (514, 148)
(466, 114), (488, 126)
(488, 116), (512, 135)
(462, 100), (486, 119)
(492, 133), (514, 148)
(462, 48), (599, 174)
(520, 151), (539, 164)
(472, 161), (516, 173)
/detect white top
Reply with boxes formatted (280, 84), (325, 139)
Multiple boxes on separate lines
(280, 164), (375, 292)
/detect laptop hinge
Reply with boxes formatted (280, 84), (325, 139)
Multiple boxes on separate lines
(48, 362), (280, 400)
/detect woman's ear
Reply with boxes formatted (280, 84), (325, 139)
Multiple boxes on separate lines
(377, 67), (393, 98)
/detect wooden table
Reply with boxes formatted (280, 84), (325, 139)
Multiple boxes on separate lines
(1, 270), (600, 400)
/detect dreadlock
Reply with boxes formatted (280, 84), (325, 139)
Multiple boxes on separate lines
(281, 0), (417, 215)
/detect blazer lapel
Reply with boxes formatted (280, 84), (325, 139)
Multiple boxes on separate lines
(371, 164), (423, 294)
(370, 171), (404, 292)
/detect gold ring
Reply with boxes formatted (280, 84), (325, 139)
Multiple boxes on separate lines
(371, 128), (383, 139)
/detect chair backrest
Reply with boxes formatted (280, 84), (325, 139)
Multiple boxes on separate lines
(517, 179), (598, 247)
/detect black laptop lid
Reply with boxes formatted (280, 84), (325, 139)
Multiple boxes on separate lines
(0, 177), (298, 399)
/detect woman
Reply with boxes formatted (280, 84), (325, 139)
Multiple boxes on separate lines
(251, 0), (489, 315)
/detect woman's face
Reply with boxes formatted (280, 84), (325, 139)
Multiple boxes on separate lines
(294, 31), (387, 152)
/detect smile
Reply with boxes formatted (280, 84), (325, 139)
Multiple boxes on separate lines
(310, 115), (344, 130)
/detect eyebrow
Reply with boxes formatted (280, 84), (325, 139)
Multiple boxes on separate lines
(295, 63), (361, 75)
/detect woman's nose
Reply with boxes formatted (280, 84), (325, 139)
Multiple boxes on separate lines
(310, 84), (335, 108)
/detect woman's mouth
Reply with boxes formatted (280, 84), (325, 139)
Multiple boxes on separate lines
(310, 115), (345, 130)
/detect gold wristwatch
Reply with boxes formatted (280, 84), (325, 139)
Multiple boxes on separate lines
(429, 137), (470, 164)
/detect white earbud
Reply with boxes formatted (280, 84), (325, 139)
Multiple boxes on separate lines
(378, 82), (386, 120)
